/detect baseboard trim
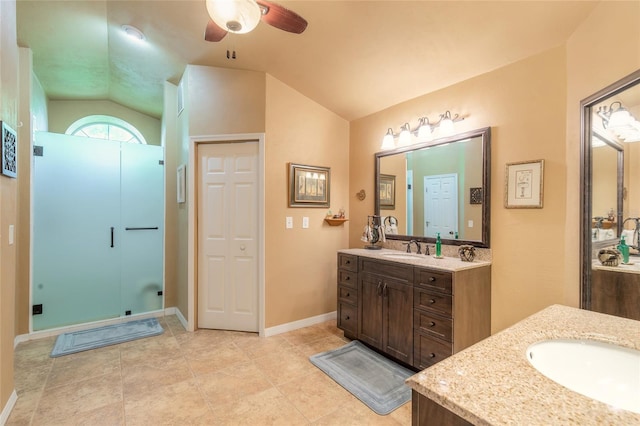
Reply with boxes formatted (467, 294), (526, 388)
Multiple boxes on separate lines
(170, 307), (188, 330)
(263, 311), (336, 337)
(0, 390), (18, 425)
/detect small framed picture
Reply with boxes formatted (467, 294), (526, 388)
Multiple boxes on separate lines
(379, 174), (396, 209)
(504, 159), (544, 208)
(470, 187), (483, 204)
(1, 121), (17, 178)
(177, 164), (186, 204)
(288, 163), (330, 207)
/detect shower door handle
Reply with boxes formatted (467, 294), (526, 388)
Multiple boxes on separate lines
(125, 227), (159, 231)
(110, 227), (114, 247)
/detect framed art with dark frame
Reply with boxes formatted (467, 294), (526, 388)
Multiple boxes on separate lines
(1, 121), (17, 178)
(288, 163), (330, 207)
(504, 159), (544, 208)
(379, 174), (396, 209)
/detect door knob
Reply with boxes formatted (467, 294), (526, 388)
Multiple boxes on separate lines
(240, 245), (246, 251)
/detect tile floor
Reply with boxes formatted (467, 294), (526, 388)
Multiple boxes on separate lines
(7, 316), (411, 425)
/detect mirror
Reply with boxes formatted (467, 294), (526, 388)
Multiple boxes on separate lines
(375, 127), (491, 248)
(580, 69), (640, 310)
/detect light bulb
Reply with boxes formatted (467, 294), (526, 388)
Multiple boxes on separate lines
(398, 123), (412, 146)
(206, 0), (261, 34)
(417, 122), (432, 141)
(381, 128), (395, 149)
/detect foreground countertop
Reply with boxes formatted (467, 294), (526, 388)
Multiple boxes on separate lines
(338, 248), (491, 272)
(406, 305), (640, 425)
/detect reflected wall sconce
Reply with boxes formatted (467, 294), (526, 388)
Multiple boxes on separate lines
(380, 111), (464, 150)
(597, 101), (640, 143)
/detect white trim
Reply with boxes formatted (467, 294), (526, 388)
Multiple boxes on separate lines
(263, 311), (337, 337)
(15, 309), (165, 347)
(171, 306), (188, 330)
(0, 390), (18, 425)
(188, 133), (266, 335)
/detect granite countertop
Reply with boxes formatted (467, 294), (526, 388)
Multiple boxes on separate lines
(593, 258), (640, 275)
(338, 248), (491, 272)
(406, 305), (640, 425)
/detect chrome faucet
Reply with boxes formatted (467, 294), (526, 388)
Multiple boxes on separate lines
(409, 240), (422, 254)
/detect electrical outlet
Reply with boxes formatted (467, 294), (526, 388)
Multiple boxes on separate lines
(468, 220), (474, 228)
(286, 217), (293, 229)
(302, 217), (309, 228)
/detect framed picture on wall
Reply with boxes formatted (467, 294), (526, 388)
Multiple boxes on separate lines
(504, 159), (544, 208)
(379, 174), (396, 209)
(288, 163), (330, 207)
(1, 121), (17, 178)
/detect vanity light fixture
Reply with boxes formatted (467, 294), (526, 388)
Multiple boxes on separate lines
(380, 111), (464, 149)
(597, 101), (640, 143)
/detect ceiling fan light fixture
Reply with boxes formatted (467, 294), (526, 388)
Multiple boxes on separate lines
(206, 0), (262, 34)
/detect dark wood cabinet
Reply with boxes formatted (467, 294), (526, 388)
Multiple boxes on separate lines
(337, 251), (491, 371)
(591, 268), (640, 321)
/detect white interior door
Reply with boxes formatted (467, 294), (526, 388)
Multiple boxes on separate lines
(424, 174), (458, 238)
(197, 141), (259, 332)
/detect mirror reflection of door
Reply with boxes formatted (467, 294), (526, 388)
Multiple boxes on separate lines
(424, 174), (458, 238)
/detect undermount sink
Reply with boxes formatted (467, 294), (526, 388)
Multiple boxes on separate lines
(381, 252), (423, 260)
(526, 339), (640, 413)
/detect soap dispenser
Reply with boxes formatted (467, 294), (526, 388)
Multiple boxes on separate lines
(435, 233), (442, 257)
(618, 236), (630, 264)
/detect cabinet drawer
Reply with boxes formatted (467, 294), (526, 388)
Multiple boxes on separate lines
(413, 333), (453, 369)
(359, 258), (412, 281)
(338, 285), (358, 305)
(338, 302), (357, 336)
(414, 268), (452, 294)
(338, 270), (357, 289)
(338, 253), (358, 272)
(414, 288), (452, 317)
(414, 310), (452, 342)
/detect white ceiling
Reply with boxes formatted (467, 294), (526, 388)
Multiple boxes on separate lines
(17, 1), (599, 121)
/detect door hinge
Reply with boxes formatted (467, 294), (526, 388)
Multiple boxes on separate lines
(33, 146), (44, 157)
(158, 160), (164, 165)
(32, 304), (43, 315)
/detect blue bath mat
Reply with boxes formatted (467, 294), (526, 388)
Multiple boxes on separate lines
(309, 340), (413, 415)
(50, 317), (164, 357)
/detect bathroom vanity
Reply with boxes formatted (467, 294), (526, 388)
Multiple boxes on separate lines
(591, 262), (640, 321)
(337, 248), (491, 371)
(406, 305), (640, 425)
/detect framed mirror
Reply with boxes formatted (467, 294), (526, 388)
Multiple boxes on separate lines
(375, 127), (491, 248)
(580, 69), (640, 311)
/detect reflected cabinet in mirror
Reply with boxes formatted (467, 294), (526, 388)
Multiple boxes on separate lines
(375, 127), (491, 248)
(580, 69), (640, 320)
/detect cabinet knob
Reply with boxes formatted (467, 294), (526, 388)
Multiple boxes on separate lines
(429, 299), (436, 304)
(346, 292), (350, 297)
(345, 276), (350, 280)
(345, 260), (350, 264)
(429, 321), (436, 327)
(345, 315), (350, 320)
(429, 277), (436, 282)
(429, 353), (436, 358)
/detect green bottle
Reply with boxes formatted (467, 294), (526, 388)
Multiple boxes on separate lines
(618, 236), (630, 264)
(436, 233), (442, 257)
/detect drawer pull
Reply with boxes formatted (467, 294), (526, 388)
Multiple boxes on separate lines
(345, 260), (351, 264)
(429, 353), (436, 358)
(345, 276), (350, 280)
(429, 321), (436, 327)
(346, 292), (350, 297)
(429, 299), (436, 304)
(429, 277), (436, 282)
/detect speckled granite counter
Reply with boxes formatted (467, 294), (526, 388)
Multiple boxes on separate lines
(338, 248), (491, 272)
(593, 258), (640, 275)
(406, 305), (640, 425)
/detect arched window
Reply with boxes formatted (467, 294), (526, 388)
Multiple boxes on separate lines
(66, 115), (147, 144)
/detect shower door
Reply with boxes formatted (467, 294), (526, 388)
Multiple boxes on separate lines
(32, 132), (164, 331)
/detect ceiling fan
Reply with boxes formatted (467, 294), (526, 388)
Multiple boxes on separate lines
(204, 0), (308, 42)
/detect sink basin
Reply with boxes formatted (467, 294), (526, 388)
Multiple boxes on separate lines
(526, 339), (640, 413)
(380, 253), (423, 260)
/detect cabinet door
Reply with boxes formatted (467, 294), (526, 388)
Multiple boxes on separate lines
(383, 278), (414, 365)
(358, 273), (384, 348)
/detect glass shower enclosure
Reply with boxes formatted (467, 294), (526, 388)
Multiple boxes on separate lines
(32, 132), (164, 331)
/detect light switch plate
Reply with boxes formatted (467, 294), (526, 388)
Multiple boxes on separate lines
(302, 217), (309, 229)
(468, 220), (474, 228)
(286, 217), (293, 229)
(8, 225), (14, 245)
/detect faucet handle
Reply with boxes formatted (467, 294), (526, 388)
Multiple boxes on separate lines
(403, 242), (412, 253)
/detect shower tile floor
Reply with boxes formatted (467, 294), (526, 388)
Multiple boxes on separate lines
(7, 316), (411, 425)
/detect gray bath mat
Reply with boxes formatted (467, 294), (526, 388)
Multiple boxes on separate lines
(309, 340), (413, 415)
(50, 317), (163, 357)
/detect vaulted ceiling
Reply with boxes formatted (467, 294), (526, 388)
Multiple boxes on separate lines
(17, 1), (599, 121)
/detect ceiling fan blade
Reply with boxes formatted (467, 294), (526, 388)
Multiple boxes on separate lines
(204, 18), (228, 42)
(256, 0), (308, 34)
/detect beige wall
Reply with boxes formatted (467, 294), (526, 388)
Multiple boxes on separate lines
(264, 75), (350, 327)
(162, 81), (178, 310)
(47, 99), (161, 145)
(1, 0), (18, 413)
(564, 0), (640, 310)
(351, 46), (569, 333)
